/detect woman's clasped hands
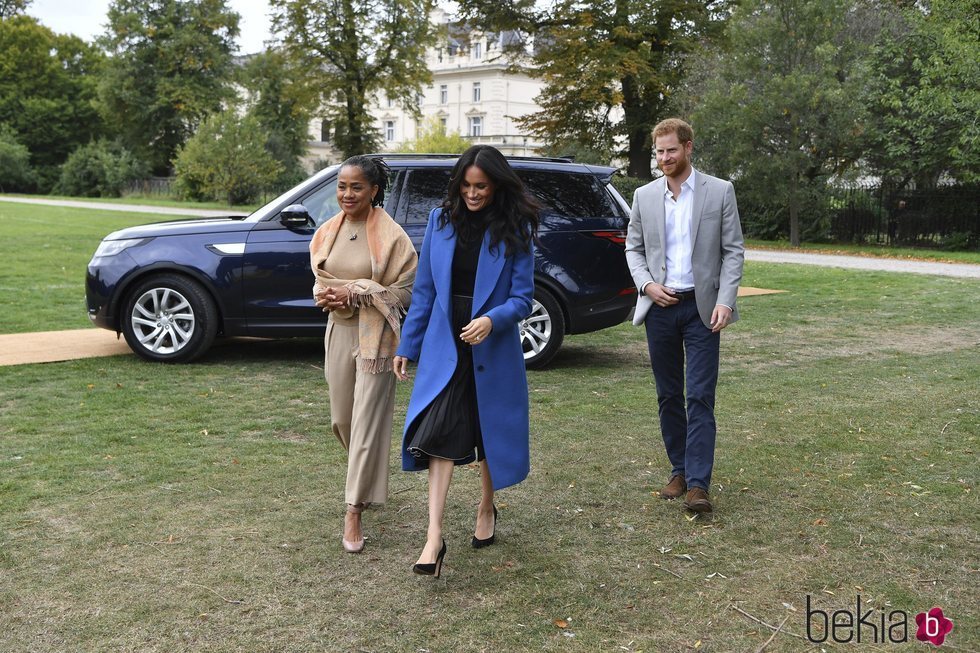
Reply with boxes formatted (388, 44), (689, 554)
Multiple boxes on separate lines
(315, 286), (352, 312)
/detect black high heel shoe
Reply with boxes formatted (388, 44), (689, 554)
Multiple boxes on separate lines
(471, 505), (498, 549)
(413, 539), (447, 578)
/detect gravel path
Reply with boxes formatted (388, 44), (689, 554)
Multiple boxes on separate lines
(746, 249), (980, 278)
(0, 196), (246, 218)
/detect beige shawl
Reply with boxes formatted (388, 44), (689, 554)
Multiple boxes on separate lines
(310, 207), (417, 373)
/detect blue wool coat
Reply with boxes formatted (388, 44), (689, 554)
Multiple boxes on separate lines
(396, 208), (534, 491)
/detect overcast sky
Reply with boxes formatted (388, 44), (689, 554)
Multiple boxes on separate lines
(28, 0), (275, 54)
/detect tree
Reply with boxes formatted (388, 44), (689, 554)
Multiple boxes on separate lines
(0, 123), (34, 191)
(862, 0), (979, 189)
(682, 0), (872, 245)
(270, 0), (438, 159)
(0, 16), (104, 190)
(0, 0), (31, 19)
(98, 0), (240, 175)
(173, 110), (283, 205)
(238, 48), (319, 186)
(455, 0), (732, 179)
(395, 116), (470, 153)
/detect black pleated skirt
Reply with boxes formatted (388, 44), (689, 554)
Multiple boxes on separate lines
(405, 295), (485, 466)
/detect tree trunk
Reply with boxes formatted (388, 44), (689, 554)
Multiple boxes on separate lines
(627, 128), (652, 179)
(789, 171), (800, 247)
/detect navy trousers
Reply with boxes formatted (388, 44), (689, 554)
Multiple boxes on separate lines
(644, 297), (720, 491)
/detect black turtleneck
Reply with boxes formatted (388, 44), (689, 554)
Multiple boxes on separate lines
(452, 207), (490, 297)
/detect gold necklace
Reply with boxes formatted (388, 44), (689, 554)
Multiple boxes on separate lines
(345, 218), (366, 241)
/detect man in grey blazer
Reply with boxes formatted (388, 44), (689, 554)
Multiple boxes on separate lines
(625, 118), (744, 513)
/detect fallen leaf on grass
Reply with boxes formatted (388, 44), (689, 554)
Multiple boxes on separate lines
(674, 554), (695, 562)
(553, 619), (569, 628)
(813, 518), (827, 526)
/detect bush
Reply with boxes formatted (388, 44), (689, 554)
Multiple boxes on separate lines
(55, 141), (147, 197)
(609, 175), (649, 202)
(173, 110), (283, 205)
(0, 124), (35, 192)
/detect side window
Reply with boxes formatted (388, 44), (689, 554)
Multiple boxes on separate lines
(299, 178), (340, 227)
(298, 170), (403, 227)
(517, 171), (618, 218)
(399, 169), (451, 224)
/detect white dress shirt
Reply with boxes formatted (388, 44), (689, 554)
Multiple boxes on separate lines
(663, 168), (697, 291)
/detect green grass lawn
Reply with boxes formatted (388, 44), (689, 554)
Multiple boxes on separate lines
(1, 201), (978, 651)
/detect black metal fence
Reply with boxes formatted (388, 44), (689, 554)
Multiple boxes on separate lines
(829, 184), (979, 250)
(126, 176), (174, 196)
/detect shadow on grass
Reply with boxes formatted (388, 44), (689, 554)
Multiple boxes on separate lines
(539, 341), (641, 371)
(196, 336), (323, 366)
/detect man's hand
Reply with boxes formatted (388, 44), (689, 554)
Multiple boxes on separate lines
(645, 282), (680, 307)
(710, 305), (732, 332)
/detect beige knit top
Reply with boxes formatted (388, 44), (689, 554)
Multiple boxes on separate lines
(323, 219), (371, 325)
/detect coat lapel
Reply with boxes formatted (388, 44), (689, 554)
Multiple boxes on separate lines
(690, 173), (707, 250)
(472, 229), (505, 317)
(431, 222), (455, 315)
(652, 177), (667, 250)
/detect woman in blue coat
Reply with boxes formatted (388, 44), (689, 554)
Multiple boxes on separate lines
(393, 145), (539, 577)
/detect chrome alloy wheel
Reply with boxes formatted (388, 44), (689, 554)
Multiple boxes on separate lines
(520, 298), (552, 361)
(129, 287), (196, 355)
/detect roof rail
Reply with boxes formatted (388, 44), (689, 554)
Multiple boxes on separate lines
(367, 153), (576, 164)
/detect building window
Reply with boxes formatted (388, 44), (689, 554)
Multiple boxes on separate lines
(439, 85), (448, 104)
(440, 117), (448, 130)
(469, 116), (483, 137)
(386, 96), (395, 109)
(320, 120), (330, 142)
(385, 121), (395, 142)
(437, 48), (443, 63)
(472, 82), (481, 102)
(474, 42), (482, 59)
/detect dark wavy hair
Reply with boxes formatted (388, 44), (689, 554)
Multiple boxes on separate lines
(339, 155), (390, 207)
(439, 145), (540, 256)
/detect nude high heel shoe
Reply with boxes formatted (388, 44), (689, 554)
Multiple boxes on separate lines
(342, 503), (365, 553)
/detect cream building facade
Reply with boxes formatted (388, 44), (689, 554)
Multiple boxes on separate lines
(304, 9), (546, 166)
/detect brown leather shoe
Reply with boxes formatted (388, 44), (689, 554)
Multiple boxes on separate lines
(659, 475), (687, 500)
(683, 487), (712, 513)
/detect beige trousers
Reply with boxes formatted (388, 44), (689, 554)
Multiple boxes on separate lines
(324, 319), (396, 506)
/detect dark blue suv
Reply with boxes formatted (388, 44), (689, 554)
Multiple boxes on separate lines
(86, 155), (636, 368)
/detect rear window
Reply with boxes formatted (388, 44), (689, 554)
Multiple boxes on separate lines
(517, 170), (620, 218)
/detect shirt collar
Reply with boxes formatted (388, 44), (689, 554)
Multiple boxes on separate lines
(663, 167), (698, 197)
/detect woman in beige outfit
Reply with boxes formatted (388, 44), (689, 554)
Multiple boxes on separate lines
(310, 156), (417, 553)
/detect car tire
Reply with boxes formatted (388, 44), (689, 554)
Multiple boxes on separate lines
(521, 287), (565, 370)
(121, 273), (218, 363)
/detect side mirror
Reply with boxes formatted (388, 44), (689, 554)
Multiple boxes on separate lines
(280, 204), (314, 228)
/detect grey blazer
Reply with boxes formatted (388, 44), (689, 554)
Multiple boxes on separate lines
(625, 171), (745, 327)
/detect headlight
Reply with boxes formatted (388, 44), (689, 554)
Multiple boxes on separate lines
(92, 238), (149, 258)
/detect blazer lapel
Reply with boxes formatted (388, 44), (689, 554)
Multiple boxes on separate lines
(690, 173), (707, 250)
(652, 177), (667, 251)
(431, 223), (455, 315)
(472, 229), (505, 317)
